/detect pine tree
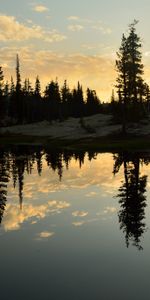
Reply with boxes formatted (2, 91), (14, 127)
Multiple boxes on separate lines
(0, 66), (4, 123)
(72, 82), (84, 117)
(86, 88), (100, 115)
(115, 20), (148, 130)
(16, 54), (21, 94)
(15, 54), (23, 123)
(61, 80), (71, 118)
(34, 76), (41, 97)
(44, 80), (61, 120)
(0, 66), (4, 97)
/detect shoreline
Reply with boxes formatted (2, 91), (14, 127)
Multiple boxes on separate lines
(1, 114), (150, 151)
(1, 134), (150, 152)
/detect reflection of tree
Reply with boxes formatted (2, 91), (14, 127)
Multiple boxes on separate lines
(0, 145), (97, 226)
(0, 151), (10, 223)
(45, 149), (63, 181)
(113, 153), (147, 250)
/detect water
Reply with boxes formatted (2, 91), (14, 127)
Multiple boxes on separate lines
(0, 146), (150, 300)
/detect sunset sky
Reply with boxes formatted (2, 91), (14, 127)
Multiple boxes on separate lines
(1, 0), (150, 101)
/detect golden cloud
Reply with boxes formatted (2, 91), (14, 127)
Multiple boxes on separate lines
(92, 24), (112, 35)
(67, 16), (79, 21)
(0, 47), (116, 100)
(0, 15), (66, 42)
(33, 5), (49, 12)
(68, 25), (84, 31)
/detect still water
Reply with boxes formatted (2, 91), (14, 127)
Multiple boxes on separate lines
(0, 146), (150, 300)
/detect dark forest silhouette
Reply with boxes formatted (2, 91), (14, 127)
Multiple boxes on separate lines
(0, 21), (150, 128)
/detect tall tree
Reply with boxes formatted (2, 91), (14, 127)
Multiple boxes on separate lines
(0, 66), (4, 97)
(34, 76), (41, 98)
(44, 80), (61, 120)
(61, 80), (72, 118)
(115, 20), (147, 130)
(86, 88), (100, 115)
(0, 66), (4, 121)
(16, 54), (21, 94)
(15, 54), (23, 123)
(72, 82), (84, 117)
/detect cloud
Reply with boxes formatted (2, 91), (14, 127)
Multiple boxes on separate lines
(72, 211), (88, 217)
(68, 25), (84, 32)
(0, 46), (116, 99)
(144, 51), (150, 57)
(0, 15), (66, 42)
(67, 16), (112, 34)
(32, 5), (49, 12)
(92, 25), (112, 35)
(67, 16), (79, 21)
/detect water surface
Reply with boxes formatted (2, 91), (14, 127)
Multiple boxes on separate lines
(0, 146), (150, 300)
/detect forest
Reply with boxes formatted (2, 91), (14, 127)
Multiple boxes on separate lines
(0, 20), (150, 130)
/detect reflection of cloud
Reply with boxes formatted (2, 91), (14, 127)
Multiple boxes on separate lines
(32, 5), (49, 12)
(7, 154), (122, 206)
(85, 192), (97, 197)
(72, 221), (85, 226)
(72, 211), (88, 217)
(0, 15), (66, 42)
(72, 218), (98, 227)
(3, 200), (70, 231)
(104, 207), (117, 214)
(48, 200), (70, 209)
(97, 206), (117, 216)
(37, 231), (54, 239)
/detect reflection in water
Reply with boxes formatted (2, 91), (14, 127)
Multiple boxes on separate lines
(0, 150), (10, 223)
(113, 153), (148, 250)
(0, 146), (150, 250)
(0, 146), (97, 223)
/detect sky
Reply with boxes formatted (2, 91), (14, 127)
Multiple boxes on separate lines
(1, 0), (150, 101)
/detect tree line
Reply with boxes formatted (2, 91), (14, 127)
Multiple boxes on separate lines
(0, 54), (101, 126)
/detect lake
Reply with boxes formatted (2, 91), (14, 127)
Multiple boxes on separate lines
(0, 145), (150, 300)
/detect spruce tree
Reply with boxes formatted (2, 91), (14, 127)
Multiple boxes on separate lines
(0, 66), (4, 97)
(34, 76), (41, 97)
(16, 54), (21, 94)
(116, 20), (148, 130)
